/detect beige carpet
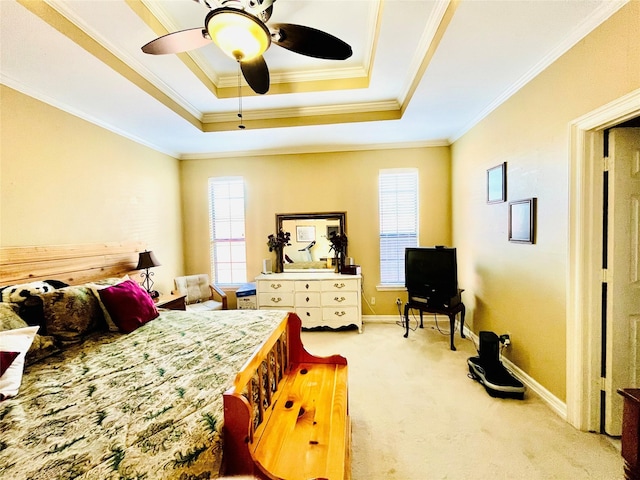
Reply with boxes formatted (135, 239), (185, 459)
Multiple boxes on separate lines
(301, 321), (623, 480)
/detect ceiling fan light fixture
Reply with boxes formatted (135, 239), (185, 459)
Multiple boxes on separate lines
(205, 7), (270, 62)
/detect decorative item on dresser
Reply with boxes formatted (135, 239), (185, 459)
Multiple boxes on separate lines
(267, 229), (291, 274)
(328, 231), (348, 273)
(256, 272), (362, 332)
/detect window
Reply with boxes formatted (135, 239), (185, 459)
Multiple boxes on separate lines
(379, 169), (419, 285)
(208, 177), (247, 285)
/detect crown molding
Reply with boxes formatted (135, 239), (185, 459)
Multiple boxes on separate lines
(179, 138), (450, 160)
(202, 99), (399, 123)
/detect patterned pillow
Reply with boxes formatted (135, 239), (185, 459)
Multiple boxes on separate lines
(0, 326), (39, 400)
(0, 303), (25, 330)
(85, 276), (130, 332)
(18, 295), (46, 330)
(0, 303), (60, 364)
(41, 286), (104, 346)
(88, 275), (130, 286)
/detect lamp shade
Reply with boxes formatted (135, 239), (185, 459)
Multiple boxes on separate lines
(136, 251), (161, 270)
(205, 7), (271, 62)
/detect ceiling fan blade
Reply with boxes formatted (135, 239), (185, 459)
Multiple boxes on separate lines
(142, 28), (211, 55)
(270, 23), (352, 60)
(240, 56), (270, 94)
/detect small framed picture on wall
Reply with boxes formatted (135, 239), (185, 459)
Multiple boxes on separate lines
(508, 198), (536, 244)
(487, 162), (507, 204)
(296, 226), (315, 242)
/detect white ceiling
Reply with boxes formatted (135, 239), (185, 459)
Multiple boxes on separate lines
(0, 0), (628, 159)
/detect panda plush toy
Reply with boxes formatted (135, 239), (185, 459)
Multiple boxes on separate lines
(0, 280), (69, 331)
(0, 280), (69, 303)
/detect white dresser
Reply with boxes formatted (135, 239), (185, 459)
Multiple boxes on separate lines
(255, 272), (362, 332)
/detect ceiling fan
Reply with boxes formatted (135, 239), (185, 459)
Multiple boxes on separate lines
(141, 0), (353, 95)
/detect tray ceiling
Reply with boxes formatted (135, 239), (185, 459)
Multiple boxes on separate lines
(0, 0), (628, 158)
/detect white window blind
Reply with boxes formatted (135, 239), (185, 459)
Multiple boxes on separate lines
(208, 177), (247, 285)
(379, 169), (419, 285)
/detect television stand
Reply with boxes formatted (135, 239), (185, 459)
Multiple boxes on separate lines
(403, 295), (465, 350)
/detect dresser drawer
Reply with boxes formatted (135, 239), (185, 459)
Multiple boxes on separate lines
(322, 306), (359, 323)
(321, 291), (359, 306)
(320, 279), (358, 292)
(258, 292), (294, 308)
(294, 280), (321, 292)
(295, 307), (323, 325)
(295, 291), (321, 307)
(258, 279), (294, 293)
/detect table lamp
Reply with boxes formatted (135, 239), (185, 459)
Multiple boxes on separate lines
(136, 250), (161, 298)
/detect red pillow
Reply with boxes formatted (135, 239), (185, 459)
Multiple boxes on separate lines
(98, 280), (159, 333)
(0, 351), (20, 377)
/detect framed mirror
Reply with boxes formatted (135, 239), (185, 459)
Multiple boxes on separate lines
(276, 212), (346, 271)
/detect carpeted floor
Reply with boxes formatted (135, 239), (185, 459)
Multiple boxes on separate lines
(301, 320), (623, 480)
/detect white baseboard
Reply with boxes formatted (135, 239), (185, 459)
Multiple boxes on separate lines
(363, 315), (402, 324)
(363, 315), (568, 420)
(502, 356), (567, 419)
(363, 314), (458, 324)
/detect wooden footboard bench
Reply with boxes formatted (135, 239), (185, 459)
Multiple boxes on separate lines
(223, 312), (351, 480)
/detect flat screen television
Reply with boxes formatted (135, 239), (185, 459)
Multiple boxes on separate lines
(405, 246), (458, 305)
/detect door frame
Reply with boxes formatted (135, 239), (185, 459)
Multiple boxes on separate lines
(567, 88), (640, 431)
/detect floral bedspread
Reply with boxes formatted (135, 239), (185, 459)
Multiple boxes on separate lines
(0, 309), (288, 480)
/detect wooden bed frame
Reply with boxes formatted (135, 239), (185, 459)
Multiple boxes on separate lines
(0, 242), (144, 286)
(1, 242), (351, 480)
(224, 312), (351, 479)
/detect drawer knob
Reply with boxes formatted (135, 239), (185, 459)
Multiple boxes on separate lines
(334, 296), (346, 303)
(271, 297), (282, 303)
(333, 282), (346, 289)
(305, 283), (310, 289)
(270, 283), (282, 289)
(306, 297), (310, 302)
(334, 311), (346, 317)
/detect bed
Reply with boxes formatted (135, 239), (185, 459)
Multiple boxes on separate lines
(1, 309), (288, 479)
(0, 243), (301, 479)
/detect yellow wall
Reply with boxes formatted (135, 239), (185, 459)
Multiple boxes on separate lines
(451, 1), (640, 401)
(0, 85), (184, 294)
(179, 147), (452, 315)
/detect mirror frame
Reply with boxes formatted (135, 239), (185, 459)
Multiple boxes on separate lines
(276, 211), (347, 258)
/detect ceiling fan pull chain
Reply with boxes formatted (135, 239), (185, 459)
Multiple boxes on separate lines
(237, 62), (245, 130)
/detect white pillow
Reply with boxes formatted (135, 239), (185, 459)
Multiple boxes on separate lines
(0, 326), (39, 400)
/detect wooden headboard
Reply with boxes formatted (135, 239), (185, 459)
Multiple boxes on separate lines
(0, 242), (145, 286)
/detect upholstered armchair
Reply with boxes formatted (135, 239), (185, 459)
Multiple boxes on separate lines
(173, 274), (228, 311)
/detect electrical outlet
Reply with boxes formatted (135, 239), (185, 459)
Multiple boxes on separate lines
(499, 334), (511, 346)
(371, 297), (376, 305)
(396, 298), (402, 306)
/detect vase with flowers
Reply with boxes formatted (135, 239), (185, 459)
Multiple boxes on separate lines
(267, 229), (291, 273)
(328, 231), (348, 273)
